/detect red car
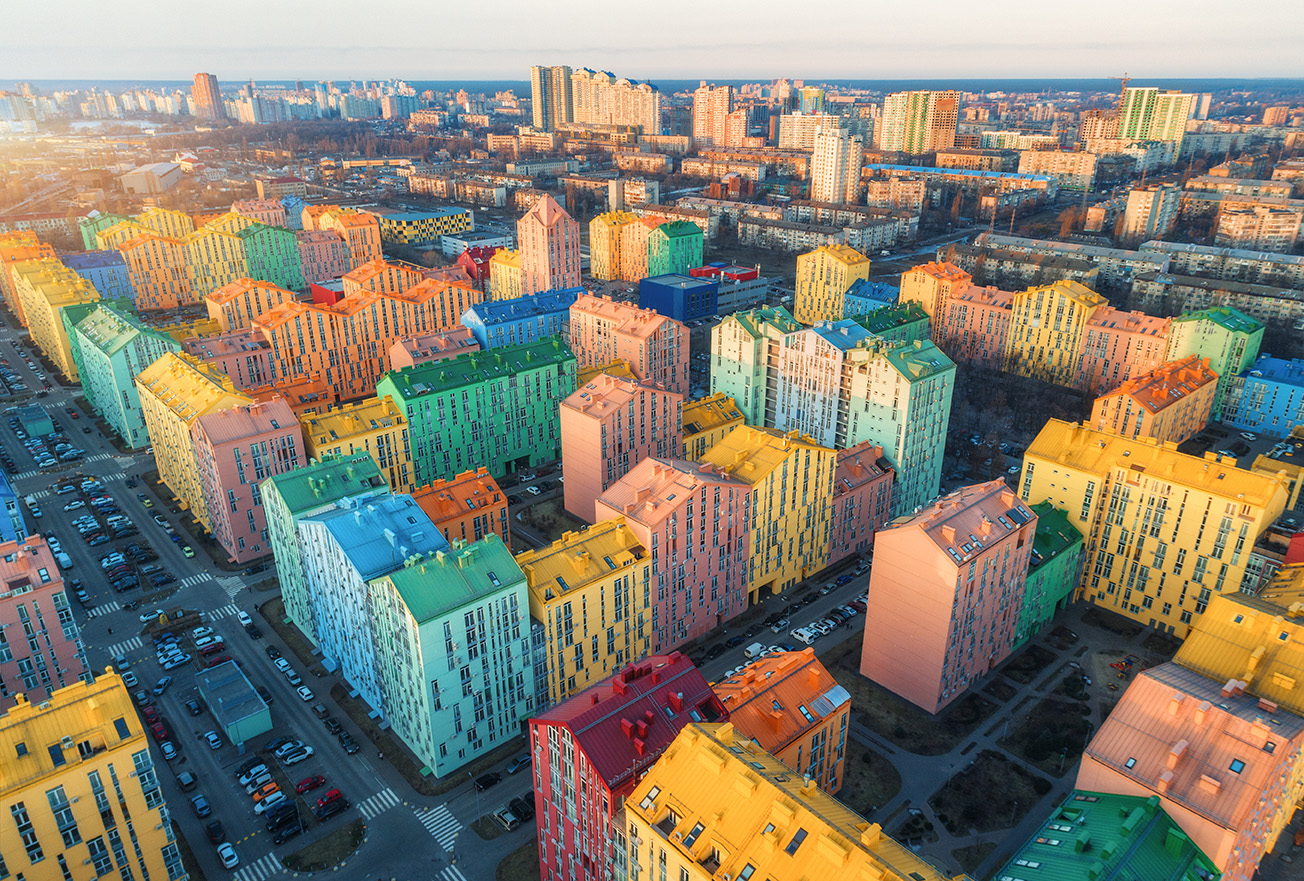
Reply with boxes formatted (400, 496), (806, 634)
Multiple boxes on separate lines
(315, 788), (344, 808)
(150, 722), (169, 742)
(203, 654), (232, 668)
(296, 775), (326, 795)
(199, 642), (226, 657)
(142, 706), (160, 725)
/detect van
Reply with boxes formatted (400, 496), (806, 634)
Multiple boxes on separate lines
(55, 552), (72, 570)
(176, 771), (198, 793)
(790, 627), (816, 645)
(743, 642), (766, 660)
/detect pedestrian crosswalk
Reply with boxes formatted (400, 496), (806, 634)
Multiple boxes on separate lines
(208, 603), (240, 620)
(179, 574), (211, 589)
(357, 787), (401, 820)
(105, 636), (143, 657)
(86, 601), (120, 618)
(415, 803), (462, 851)
(218, 575), (245, 599)
(232, 852), (281, 881)
(439, 864), (468, 881)
(26, 489), (48, 501)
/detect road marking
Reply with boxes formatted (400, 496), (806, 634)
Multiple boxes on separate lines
(440, 865), (468, 881)
(179, 574), (211, 589)
(208, 603), (240, 620)
(357, 787), (400, 820)
(415, 803), (463, 851)
(106, 636), (142, 656)
(232, 852), (281, 881)
(26, 489), (48, 501)
(86, 601), (121, 618)
(219, 576), (245, 599)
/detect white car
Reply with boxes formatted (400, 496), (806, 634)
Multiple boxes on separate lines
(238, 764), (268, 786)
(237, 611), (252, 627)
(191, 626), (214, 640)
(282, 746), (315, 766)
(217, 843), (239, 869)
(204, 731), (223, 750)
(139, 609), (164, 623)
(252, 791), (287, 815)
(526, 486), (542, 496)
(296, 685), (314, 702)
(63, 499), (85, 510)
(1240, 432), (1258, 441)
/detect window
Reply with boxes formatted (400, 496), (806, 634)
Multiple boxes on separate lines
(682, 822), (704, 847)
(785, 828), (807, 855)
(113, 717), (130, 739)
(47, 743), (65, 767)
(1229, 759), (1245, 774)
(1124, 757), (1136, 769)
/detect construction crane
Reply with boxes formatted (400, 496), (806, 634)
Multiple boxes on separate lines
(1108, 73), (1131, 99)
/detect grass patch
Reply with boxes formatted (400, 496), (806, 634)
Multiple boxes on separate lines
(517, 498), (588, 544)
(1047, 625), (1080, 649)
(930, 751), (1049, 835)
(472, 815), (507, 841)
(1002, 644), (1057, 684)
(837, 749), (902, 817)
(281, 819), (365, 872)
(818, 635), (998, 755)
(1001, 696), (1093, 777)
(952, 842), (997, 875)
(1081, 606), (1144, 637)
(984, 679), (1019, 703)
(497, 838), (541, 881)
(1052, 673), (1090, 701)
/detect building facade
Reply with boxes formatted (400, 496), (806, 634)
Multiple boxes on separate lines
(518, 194), (581, 295)
(0, 536), (89, 708)
(793, 244), (872, 325)
(569, 294), (689, 395)
(1090, 355), (1218, 444)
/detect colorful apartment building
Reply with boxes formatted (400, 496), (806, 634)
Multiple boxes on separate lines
(1077, 663), (1304, 881)
(828, 442), (894, 565)
(117, 232), (192, 311)
(377, 338), (577, 485)
(461, 287), (580, 350)
(183, 215), (252, 294)
(296, 229), (352, 284)
(1019, 420), (1289, 636)
(646, 221), (704, 278)
(0, 234), (58, 323)
(68, 302), (181, 448)
(341, 258), (424, 297)
(709, 305), (802, 424)
(61, 250), (134, 304)
(528, 654), (727, 881)
(183, 329), (275, 390)
(619, 217), (662, 282)
(624, 723), (960, 881)
(300, 395), (413, 493)
(1075, 307), (1171, 394)
(410, 468), (509, 548)
(11, 258), (100, 381)
(934, 283), (1014, 369)
(261, 453), (390, 644)
(699, 426), (835, 600)
(1017, 502), (1085, 647)
(317, 208), (383, 269)
(560, 374), (684, 522)
(78, 212), (132, 249)
(1164, 307), (1263, 419)
(712, 650), (851, 793)
(518, 193), (580, 295)
(135, 353), (253, 530)
(206, 278), (295, 332)
(517, 520), (654, 704)
(0, 675), (187, 881)
(569, 294), (690, 395)
(589, 211), (640, 281)
(851, 301), (929, 344)
(860, 480), (1037, 713)
(1090, 355), (1219, 444)
(388, 327), (481, 370)
(369, 207), (472, 245)
(192, 397), (303, 563)
(0, 536), (90, 708)
(793, 243), (872, 324)
(681, 393), (744, 460)
(489, 248), (523, 301)
(231, 198), (288, 227)
(1223, 355), (1304, 438)
(248, 374), (334, 417)
(1003, 280), (1108, 386)
(137, 206), (195, 239)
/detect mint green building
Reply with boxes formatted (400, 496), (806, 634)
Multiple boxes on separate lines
(853, 301), (930, 344)
(78, 212), (132, 250)
(376, 337), (577, 486)
(237, 224), (306, 292)
(261, 453), (390, 643)
(1165, 306), (1263, 419)
(368, 534), (534, 777)
(1016, 502), (1084, 647)
(709, 305), (802, 424)
(647, 220), (704, 277)
(66, 301), (182, 448)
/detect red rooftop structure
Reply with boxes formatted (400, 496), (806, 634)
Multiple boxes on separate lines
(457, 245), (499, 292)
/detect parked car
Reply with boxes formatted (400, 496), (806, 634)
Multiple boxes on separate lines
(338, 733), (360, 754)
(315, 798), (349, 821)
(253, 791), (287, 815)
(296, 686), (315, 702)
(509, 796), (535, 822)
(189, 794), (211, 818)
(152, 676), (173, 695)
(296, 775), (326, 794)
(205, 820), (225, 843)
(475, 772), (502, 791)
(216, 843), (239, 870)
(281, 746), (315, 766)
(204, 731), (223, 750)
(506, 753), (531, 775)
(160, 741), (177, 760)
(185, 698), (204, 716)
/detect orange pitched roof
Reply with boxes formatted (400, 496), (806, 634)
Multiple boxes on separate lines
(712, 649), (849, 755)
(1096, 355), (1219, 415)
(411, 468), (506, 526)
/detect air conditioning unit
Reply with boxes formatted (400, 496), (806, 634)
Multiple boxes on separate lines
(60, 736), (74, 750)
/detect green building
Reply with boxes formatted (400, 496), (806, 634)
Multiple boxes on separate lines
(1165, 307), (1263, 419)
(66, 301), (182, 448)
(237, 223), (306, 292)
(709, 305), (802, 424)
(260, 453), (390, 643)
(1016, 502), (1084, 647)
(78, 212), (132, 250)
(368, 534), (534, 777)
(376, 337), (577, 486)
(995, 790), (1222, 881)
(853, 301), (930, 344)
(647, 220), (704, 278)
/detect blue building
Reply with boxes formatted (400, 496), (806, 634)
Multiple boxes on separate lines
(638, 273), (718, 323)
(460, 287), (581, 350)
(280, 196), (307, 230)
(842, 278), (899, 317)
(0, 470), (27, 544)
(61, 251), (134, 304)
(1224, 356), (1304, 438)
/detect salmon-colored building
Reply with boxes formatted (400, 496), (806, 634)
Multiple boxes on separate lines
(206, 278), (296, 332)
(317, 208), (382, 269)
(860, 480), (1036, 713)
(341, 258), (424, 297)
(898, 261), (973, 328)
(595, 458), (752, 651)
(1077, 663), (1304, 881)
(1090, 355), (1218, 444)
(829, 442), (894, 565)
(1074, 307), (1172, 394)
(183, 329), (276, 390)
(0, 535), (89, 710)
(569, 294), (690, 395)
(518, 193), (581, 295)
(560, 373), (684, 522)
(712, 649), (851, 794)
(935, 284), (1014, 369)
(618, 216), (662, 282)
(118, 233), (193, 311)
(296, 230), (352, 285)
(411, 468), (510, 548)
(387, 327), (481, 370)
(246, 375), (335, 417)
(231, 199), (287, 227)
(192, 397), (304, 563)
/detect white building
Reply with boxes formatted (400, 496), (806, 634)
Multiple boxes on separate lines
(811, 128), (863, 205)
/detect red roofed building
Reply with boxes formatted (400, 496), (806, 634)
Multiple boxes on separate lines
(529, 653), (727, 881)
(456, 245), (499, 292)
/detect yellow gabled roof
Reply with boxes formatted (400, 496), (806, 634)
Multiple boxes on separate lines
(801, 243), (870, 267)
(698, 424), (831, 486)
(682, 393), (744, 437)
(516, 519), (647, 605)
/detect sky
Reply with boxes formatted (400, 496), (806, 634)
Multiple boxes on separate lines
(4, 0), (1302, 82)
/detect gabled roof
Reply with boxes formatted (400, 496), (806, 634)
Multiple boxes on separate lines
(713, 650), (849, 755)
(263, 453), (387, 516)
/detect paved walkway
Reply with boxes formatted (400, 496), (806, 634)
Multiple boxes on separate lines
(846, 603), (1164, 879)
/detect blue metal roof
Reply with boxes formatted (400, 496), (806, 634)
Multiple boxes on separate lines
(463, 287), (582, 326)
(865, 163), (1055, 184)
(307, 494), (449, 581)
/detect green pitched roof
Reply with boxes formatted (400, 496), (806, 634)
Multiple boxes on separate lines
(1029, 501), (1084, 571)
(73, 301), (170, 356)
(379, 337), (575, 401)
(731, 305), (800, 339)
(851, 301), (929, 335)
(263, 453), (388, 516)
(374, 534), (523, 624)
(879, 338), (955, 381)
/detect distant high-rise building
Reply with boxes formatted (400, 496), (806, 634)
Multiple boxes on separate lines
(530, 64), (573, 132)
(810, 127), (863, 204)
(798, 85), (825, 114)
(1121, 184), (1181, 241)
(692, 83), (732, 146)
(570, 68), (661, 132)
(1117, 87), (1196, 152)
(191, 72), (225, 121)
(877, 90), (960, 154)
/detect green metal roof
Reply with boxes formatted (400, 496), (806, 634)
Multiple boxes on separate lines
(731, 305), (800, 339)
(1029, 501), (1084, 571)
(651, 220), (703, 240)
(374, 534), (523, 624)
(878, 338), (955, 381)
(851, 301), (928, 335)
(73, 302), (168, 356)
(379, 337), (575, 401)
(1172, 306), (1263, 335)
(263, 453), (388, 516)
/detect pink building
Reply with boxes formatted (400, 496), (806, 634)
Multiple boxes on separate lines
(0, 536), (89, 709)
(231, 199), (288, 228)
(387, 327), (481, 370)
(192, 397), (304, 563)
(569, 294), (690, 395)
(828, 442), (894, 565)
(560, 374), (684, 522)
(206, 278), (296, 332)
(859, 480), (1036, 713)
(899, 261), (974, 328)
(1077, 664), (1304, 881)
(184, 330), (276, 391)
(595, 458), (751, 651)
(935, 284), (1014, 369)
(517, 193), (581, 295)
(296, 230), (352, 285)
(1074, 307), (1171, 394)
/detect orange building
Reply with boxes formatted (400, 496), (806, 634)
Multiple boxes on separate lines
(935, 284), (1014, 370)
(829, 442), (894, 565)
(898, 261), (973, 327)
(1090, 355), (1218, 444)
(341, 258), (425, 297)
(569, 293), (690, 395)
(247, 375), (335, 416)
(206, 278), (295, 331)
(387, 327), (481, 370)
(1074, 307), (1171, 394)
(0, 233), (57, 323)
(296, 230), (352, 284)
(618, 216), (662, 282)
(860, 480), (1036, 713)
(317, 208), (382, 269)
(712, 649), (851, 794)
(118, 233), (193, 311)
(411, 468), (510, 547)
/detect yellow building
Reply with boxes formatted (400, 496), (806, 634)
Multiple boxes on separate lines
(370, 208), (472, 245)
(589, 211), (640, 281)
(625, 723), (966, 881)
(1252, 426), (1304, 511)
(793, 244), (871, 324)
(516, 519), (653, 704)
(682, 393), (745, 459)
(577, 359), (638, 386)
(184, 221), (248, 296)
(158, 318), (223, 345)
(137, 205), (196, 239)
(1003, 280), (1106, 385)
(300, 395), (414, 493)
(11, 258), (100, 381)
(488, 248), (523, 301)
(135, 353), (252, 530)
(95, 220), (153, 250)
(1019, 420), (1289, 636)
(0, 674), (187, 881)
(118, 232), (194, 311)
(699, 425), (835, 600)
